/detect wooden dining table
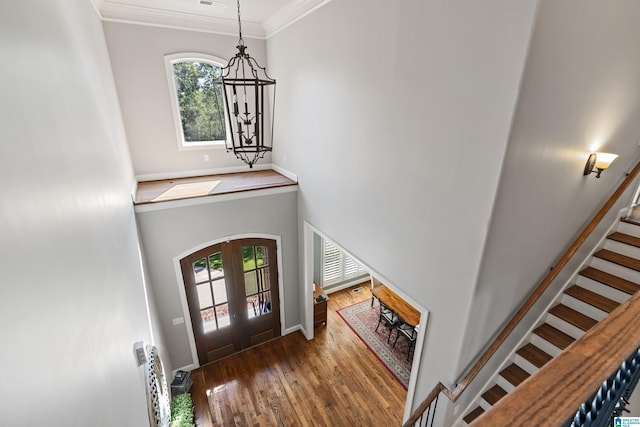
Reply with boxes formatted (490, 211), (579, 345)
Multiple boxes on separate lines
(371, 284), (420, 327)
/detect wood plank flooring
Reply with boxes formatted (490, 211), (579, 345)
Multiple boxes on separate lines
(190, 283), (407, 426)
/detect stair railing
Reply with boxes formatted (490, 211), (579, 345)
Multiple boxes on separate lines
(472, 287), (640, 425)
(564, 347), (640, 427)
(403, 159), (640, 427)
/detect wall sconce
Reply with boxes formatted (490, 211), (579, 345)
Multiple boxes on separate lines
(584, 152), (618, 178)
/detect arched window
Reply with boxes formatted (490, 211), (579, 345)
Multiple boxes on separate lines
(164, 53), (228, 150)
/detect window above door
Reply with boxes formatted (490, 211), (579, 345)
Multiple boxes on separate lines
(164, 53), (228, 151)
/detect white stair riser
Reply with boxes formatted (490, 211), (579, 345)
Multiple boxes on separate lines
(459, 218), (640, 425)
(545, 313), (588, 341)
(590, 257), (640, 284)
(529, 333), (563, 357)
(513, 354), (540, 376)
(616, 221), (640, 238)
(496, 375), (516, 393)
(575, 274), (633, 303)
(479, 397), (493, 411)
(560, 293), (609, 321)
(604, 239), (640, 259)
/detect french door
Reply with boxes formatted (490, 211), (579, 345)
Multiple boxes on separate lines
(180, 238), (280, 365)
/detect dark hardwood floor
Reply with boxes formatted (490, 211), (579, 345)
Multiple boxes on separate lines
(190, 282), (407, 426)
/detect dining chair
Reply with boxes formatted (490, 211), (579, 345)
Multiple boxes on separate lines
(375, 301), (399, 343)
(393, 320), (418, 361)
(371, 293), (379, 307)
(371, 277), (383, 307)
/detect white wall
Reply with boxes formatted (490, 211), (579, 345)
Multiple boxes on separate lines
(266, 0), (538, 418)
(103, 22), (272, 177)
(459, 0), (640, 370)
(135, 191), (299, 370)
(0, 1), (156, 425)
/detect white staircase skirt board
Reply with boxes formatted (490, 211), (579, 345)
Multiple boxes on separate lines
(457, 215), (640, 425)
(529, 333), (563, 358)
(589, 257), (640, 284)
(559, 293), (609, 321)
(604, 239), (640, 259)
(575, 274), (633, 303)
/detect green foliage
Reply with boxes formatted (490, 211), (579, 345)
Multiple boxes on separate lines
(242, 245), (266, 271)
(170, 393), (194, 427)
(193, 252), (223, 273)
(173, 61), (226, 143)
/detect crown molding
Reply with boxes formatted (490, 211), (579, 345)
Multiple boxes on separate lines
(97, 0), (331, 40)
(263, 0), (332, 38)
(99, 2), (266, 39)
(89, 0), (105, 17)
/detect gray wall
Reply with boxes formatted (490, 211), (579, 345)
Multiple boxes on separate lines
(0, 1), (156, 425)
(135, 191), (298, 369)
(103, 21), (271, 177)
(458, 0), (640, 370)
(266, 0), (539, 416)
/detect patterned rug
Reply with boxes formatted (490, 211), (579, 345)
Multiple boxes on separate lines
(337, 299), (413, 388)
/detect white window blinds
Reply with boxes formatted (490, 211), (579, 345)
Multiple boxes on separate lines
(321, 239), (366, 286)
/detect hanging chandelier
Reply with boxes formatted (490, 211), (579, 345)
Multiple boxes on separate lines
(217, 0), (276, 168)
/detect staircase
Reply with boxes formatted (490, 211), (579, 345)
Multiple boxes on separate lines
(461, 217), (640, 425)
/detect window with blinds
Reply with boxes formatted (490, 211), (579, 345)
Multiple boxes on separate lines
(321, 239), (367, 286)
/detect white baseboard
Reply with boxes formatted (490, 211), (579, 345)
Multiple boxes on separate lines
(134, 163), (298, 185)
(323, 275), (371, 295)
(271, 164), (298, 182)
(284, 324), (303, 335)
(136, 163), (272, 182)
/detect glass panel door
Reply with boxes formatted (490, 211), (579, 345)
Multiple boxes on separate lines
(181, 238), (281, 365)
(181, 243), (237, 364)
(242, 245), (272, 319)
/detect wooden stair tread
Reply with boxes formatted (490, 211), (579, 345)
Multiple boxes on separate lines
(564, 285), (620, 313)
(621, 216), (640, 226)
(461, 222), (640, 424)
(516, 343), (552, 368)
(500, 363), (530, 387)
(594, 249), (640, 272)
(533, 324), (575, 350)
(463, 406), (485, 424)
(548, 304), (597, 331)
(482, 384), (507, 406)
(580, 266), (640, 295)
(608, 231), (640, 248)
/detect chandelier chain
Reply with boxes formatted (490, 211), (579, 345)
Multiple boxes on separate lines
(236, 0), (244, 45)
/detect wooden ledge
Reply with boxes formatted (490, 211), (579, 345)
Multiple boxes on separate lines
(133, 169), (297, 206)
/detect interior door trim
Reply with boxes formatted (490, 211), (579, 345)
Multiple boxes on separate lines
(173, 233), (285, 369)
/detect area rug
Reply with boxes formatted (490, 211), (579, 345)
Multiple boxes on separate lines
(337, 300), (413, 388)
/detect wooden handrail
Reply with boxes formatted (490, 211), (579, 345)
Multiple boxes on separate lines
(472, 285), (640, 425)
(404, 159), (640, 427)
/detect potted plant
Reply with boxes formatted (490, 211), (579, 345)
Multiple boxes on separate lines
(170, 393), (194, 427)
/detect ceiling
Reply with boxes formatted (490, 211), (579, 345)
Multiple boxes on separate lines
(95, 0), (330, 39)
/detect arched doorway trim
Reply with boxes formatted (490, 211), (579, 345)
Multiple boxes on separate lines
(173, 233), (285, 368)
